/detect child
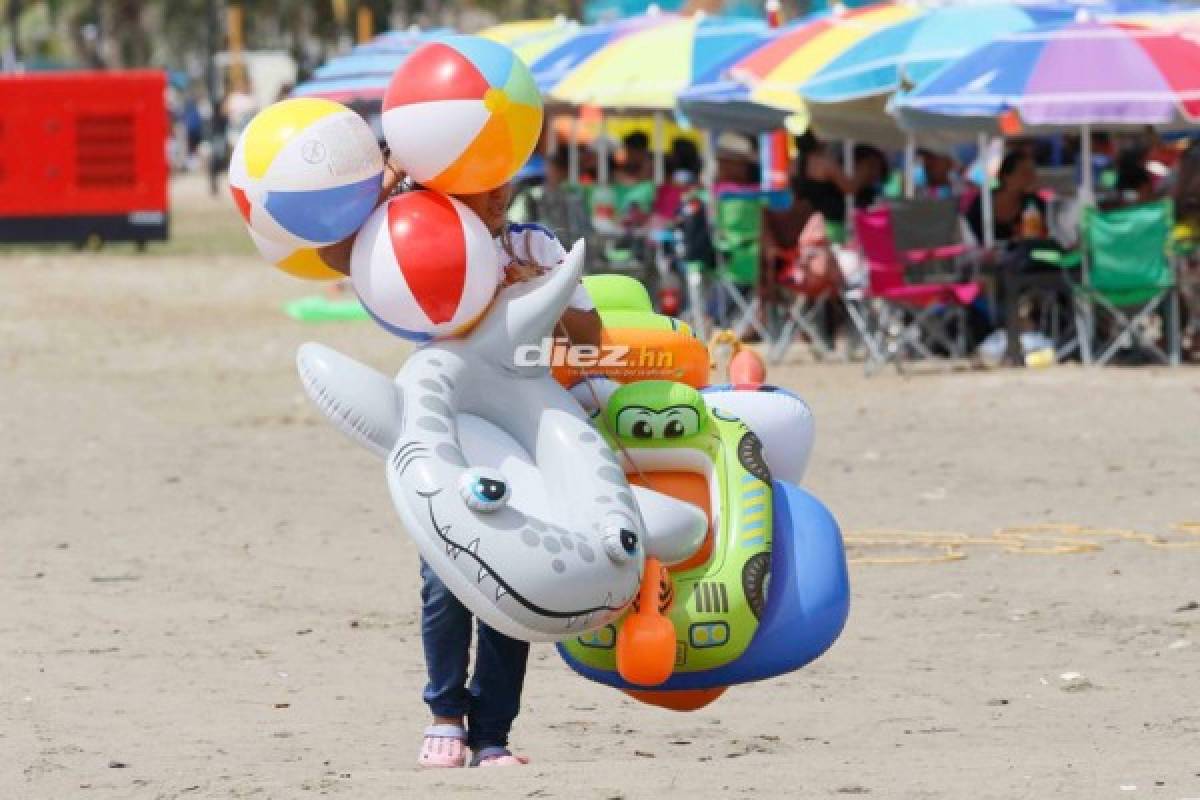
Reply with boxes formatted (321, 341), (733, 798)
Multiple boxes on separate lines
(320, 163), (601, 767)
(414, 180), (600, 768)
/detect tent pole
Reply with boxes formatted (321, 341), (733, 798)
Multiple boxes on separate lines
(979, 132), (995, 249)
(904, 134), (916, 198)
(703, 129), (717, 198)
(653, 110), (666, 184)
(597, 111), (609, 185)
(568, 113), (580, 184)
(843, 138), (855, 231)
(1080, 123), (1094, 204)
(546, 112), (558, 157)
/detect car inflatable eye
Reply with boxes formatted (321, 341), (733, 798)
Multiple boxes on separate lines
(458, 468), (510, 512)
(603, 525), (640, 563)
(615, 407), (656, 440)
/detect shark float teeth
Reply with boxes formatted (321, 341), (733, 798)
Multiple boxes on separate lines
(466, 538), (480, 555)
(495, 585), (508, 601)
(476, 565), (490, 583)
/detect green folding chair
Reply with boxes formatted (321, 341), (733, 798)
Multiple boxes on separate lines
(712, 192), (770, 342)
(1078, 200), (1181, 366)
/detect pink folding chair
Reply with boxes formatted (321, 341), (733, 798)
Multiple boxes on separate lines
(854, 204), (983, 373)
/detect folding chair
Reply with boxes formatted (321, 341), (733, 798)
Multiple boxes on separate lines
(712, 191), (772, 344)
(1076, 200), (1181, 366)
(854, 204), (983, 374)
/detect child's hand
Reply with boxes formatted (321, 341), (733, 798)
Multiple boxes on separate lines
(503, 263), (547, 285)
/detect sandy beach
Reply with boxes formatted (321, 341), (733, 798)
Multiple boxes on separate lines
(3, 182), (1199, 799)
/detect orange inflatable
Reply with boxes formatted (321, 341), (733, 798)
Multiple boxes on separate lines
(552, 326), (710, 389)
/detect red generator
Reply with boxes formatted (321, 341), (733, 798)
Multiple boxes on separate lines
(0, 70), (169, 246)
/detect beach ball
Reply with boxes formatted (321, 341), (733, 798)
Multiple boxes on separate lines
(229, 98), (383, 255)
(351, 191), (498, 341)
(382, 36), (543, 195)
(243, 226), (343, 281)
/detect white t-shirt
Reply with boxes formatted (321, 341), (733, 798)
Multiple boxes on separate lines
(495, 223), (594, 311)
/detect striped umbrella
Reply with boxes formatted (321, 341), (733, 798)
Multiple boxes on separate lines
(799, 3), (1073, 104)
(544, 14), (769, 111)
(733, 2), (920, 115)
(677, 3), (916, 137)
(479, 17), (580, 65)
(894, 15), (1200, 132)
(529, 12), (676, 94)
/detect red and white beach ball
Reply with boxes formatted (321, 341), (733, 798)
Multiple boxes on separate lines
(351, 191), (498, 342)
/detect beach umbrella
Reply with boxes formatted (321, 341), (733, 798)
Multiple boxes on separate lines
(895, 12), (1200, 242)
(893, 15), (1200, 134)
(479, 17), (580, 65)
(292, 28), (452, 103)
(732, 2), (919, 117)
(543, 14), (768, 111)
(677, 3), (918, 138)
(799, 3), (1073, 105)
(529, 11), (676, 94)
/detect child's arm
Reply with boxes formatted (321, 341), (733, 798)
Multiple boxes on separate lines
(560, 307), (603, 348)
(318, 157), (405, 276)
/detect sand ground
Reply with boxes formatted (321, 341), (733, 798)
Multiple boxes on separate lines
(2, 182), (1199, 799)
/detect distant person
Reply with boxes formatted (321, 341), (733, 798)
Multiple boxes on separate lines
(653, 138), (701, 224)
(966, 151), (1046, 243)
(713, 132), (759, 195)
(917, 148), (963, 199)
(792, 132), (850, 220)
(851, 144), (888, 211)
(1114, 147), (1155, 206)
(222, 79), (258, 151)
(1174, 140), (1200, 236)
(619, 131), (653, 183)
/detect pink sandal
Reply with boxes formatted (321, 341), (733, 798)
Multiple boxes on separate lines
(418, 724), (468, 768)
(471, 746), (530, 767)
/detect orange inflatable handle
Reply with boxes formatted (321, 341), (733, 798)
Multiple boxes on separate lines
(615, 557), (677, 687)
(553, 328), (710, 389)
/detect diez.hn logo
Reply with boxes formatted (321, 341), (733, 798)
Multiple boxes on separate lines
(514, 338), (675, 370)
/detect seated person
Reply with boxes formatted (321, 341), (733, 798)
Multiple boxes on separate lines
(966, 151), (1046, 244)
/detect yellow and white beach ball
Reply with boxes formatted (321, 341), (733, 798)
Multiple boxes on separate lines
(230, 98), (383, 254)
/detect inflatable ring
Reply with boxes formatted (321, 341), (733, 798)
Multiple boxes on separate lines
(561, 380), (774, 676)
(558, 380), (849, 709)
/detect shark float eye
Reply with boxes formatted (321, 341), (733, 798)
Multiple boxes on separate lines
(603, 525), (640, 563)
(458, 468), (510, 512)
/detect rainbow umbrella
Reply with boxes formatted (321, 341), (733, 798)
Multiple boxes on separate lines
(544, 14), (769, 111)
(894, 16), (1200, 133)
(479, 18), (580, 66)
(733, 2), (920, 115)
(799, 4), (1073, 104)
(529, 12), (676, 94)
(678, 3), (916, 137)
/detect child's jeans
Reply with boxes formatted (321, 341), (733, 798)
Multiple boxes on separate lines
(419, 558), (530, 750)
